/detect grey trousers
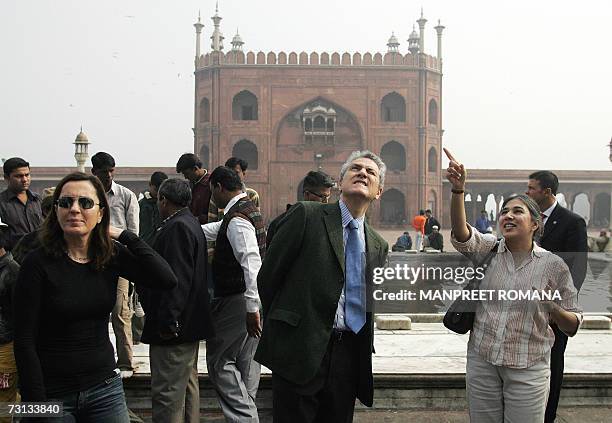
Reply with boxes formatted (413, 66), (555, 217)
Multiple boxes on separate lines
(150, 341), (200, 423)
(206, 294), (260, 423)
(112, 277), (134, 371)
(466, 347), (550, 423)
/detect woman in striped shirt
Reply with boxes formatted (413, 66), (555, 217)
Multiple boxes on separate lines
(444, 148), (581, 423)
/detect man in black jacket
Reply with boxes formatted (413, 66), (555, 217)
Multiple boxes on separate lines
(527, 170), (588, 423)
(140, 178), (214, 423)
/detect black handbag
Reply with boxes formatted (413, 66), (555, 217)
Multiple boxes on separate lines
(443, 241), (499, 334)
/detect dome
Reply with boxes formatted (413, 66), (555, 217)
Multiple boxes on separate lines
(232, 32), (243, 44)
(75, 131), (89, 143)
(327, 107), (336, 115)
(387, 32), (399, 46)
(409, 25), (419, 41)
(303, 107), (312, 114)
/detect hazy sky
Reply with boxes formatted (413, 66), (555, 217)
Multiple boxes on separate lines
(1, 0), (610, 170)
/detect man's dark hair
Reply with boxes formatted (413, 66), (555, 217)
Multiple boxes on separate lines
(419, 209), (425, 215)
(3, 157), (30, 177)
(529, 170), (559, 195)
(91, 152), (116, 169)
(176, 153), (202, 173)
(158, 178), (192, 207)
(481, 209), (487, 213)
(150, 171), (168, 189)
(225, 157), (248, 171)
(209, 166), (243, 191)
(425, 209), (432, 214)
(303, 171), (334, 191)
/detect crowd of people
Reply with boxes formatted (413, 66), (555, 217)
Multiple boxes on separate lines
(0, 148), (592, 422)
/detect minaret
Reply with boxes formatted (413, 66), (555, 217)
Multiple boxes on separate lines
(408, 24), (420, 55)
(194, 11), (204, 67)
(434, 19), (445, 61)
(231, 29), (244, 51)
(210, 2), (224, 51)
(74, 127), (90, 172)
(417, 8), (427, 53)
(387, 32), (400, 53)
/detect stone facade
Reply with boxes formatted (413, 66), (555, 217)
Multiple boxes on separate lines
(193, 30), (444, 226)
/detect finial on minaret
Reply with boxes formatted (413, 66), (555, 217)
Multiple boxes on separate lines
(408, 24), (420, 55)
(231, 28), (244, 51)
(434, 19), (445, 61)
(211, 2), (224, 51)
(417, 9), (428, 54)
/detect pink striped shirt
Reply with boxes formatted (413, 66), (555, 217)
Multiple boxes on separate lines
(451, 225), (582, 368)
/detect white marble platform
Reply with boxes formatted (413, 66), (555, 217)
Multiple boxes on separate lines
(113, 323), (612, 376)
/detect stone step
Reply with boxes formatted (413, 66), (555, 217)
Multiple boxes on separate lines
(124, 373), (612, 417)
(582, 315), (612, 330)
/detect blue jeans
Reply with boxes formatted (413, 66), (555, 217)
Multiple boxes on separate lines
(48, 371), (130, 423)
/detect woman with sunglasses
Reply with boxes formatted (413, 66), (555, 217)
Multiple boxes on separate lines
(13, 172), (177, 422)
(444, 149), (582, 423)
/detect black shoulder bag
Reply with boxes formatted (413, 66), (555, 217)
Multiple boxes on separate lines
(443, 241), (499, 334)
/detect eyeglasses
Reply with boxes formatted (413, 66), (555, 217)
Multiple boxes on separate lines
(56, 196), (100, 210)
(304, 190), (331, 202)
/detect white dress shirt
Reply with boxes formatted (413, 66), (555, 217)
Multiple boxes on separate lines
(201, 192), (262, 313)
(107, 180), (139, 234)
(541, 200), (558, 227)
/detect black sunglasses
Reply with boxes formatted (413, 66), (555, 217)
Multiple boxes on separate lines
(56, 196), (100, 210)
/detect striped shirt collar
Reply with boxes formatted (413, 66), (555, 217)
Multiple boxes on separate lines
(339, 199), (365, 229)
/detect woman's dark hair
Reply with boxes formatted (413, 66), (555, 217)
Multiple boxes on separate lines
(500, 194), (543, 240)
(41, 172), (113, 270)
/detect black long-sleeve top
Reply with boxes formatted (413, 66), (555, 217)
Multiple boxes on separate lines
(13, 230), (177, 401)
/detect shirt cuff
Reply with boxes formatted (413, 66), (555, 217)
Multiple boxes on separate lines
(246, 297), (261, 313)
(118, 230), (139, 245)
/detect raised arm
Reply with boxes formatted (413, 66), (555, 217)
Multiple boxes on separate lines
(111, 227), (177, 290)
(444, 148), (470, 242)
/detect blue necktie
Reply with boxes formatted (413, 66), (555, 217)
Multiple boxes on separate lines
(345, 219), (366, 333)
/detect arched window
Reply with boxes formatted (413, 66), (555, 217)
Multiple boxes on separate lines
(380, 189), (406, 224)
(428, 99), (438, 125)
(199, 144), (210, 169)
(199, 98), (210, 123)
(380, 141), (406, 171)
(428, 147), (438, 172)
(327, 118), (334, 132)
(232, 90), (258, 121)
(313, 116), (326, 129)
(381, 92), (406, 122)
(304, 118), (312, 131)
(232, 139), (259, 170)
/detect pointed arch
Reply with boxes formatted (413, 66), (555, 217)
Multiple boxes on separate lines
(428, 147), (438, 172)
(381, 92), (406, 122)
(232, 90), (258, 120)
(380, 141), (406, 171)
(232, 139), (258, 170)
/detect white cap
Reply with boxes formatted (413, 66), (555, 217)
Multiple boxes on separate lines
(432, 225), (439, 230)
